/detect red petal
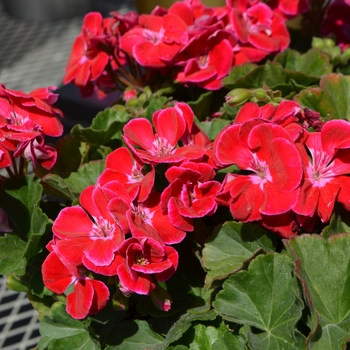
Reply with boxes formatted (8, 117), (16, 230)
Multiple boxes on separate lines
(42, 252), (74, 294)
(53, 206), (93, 239)
(153, 107), (186, 147)
(117, 263), (155, 295)
(123, 118), (156, 150)
(66, 280), (94, 319)
(88, 279), (110, 315)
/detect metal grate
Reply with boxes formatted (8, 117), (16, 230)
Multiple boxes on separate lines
(0, 1), (135, 349)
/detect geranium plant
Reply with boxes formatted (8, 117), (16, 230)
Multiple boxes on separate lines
(2, 0), (350, 348)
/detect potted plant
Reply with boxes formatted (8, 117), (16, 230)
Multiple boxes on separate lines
(2, 0), (350, 349)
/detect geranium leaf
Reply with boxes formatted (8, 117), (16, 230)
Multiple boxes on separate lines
(71, 105), (131, 145)
(284, 234), (350, 349)
(198, 119), (231, 140)
(201, 221), (276, 288)
(0, 176), (49, 275)
(42, 160), (105, 201)
(104, 320), (164, 349)
(223, 60), (323, 96)
(151, 310), (218, 350)
(65, 160), (105, 195)
(38, 302), (99, 350)
(213, 253), (305, 350)
(41, 174), (76, 201)
(294, 73), (350, 121)
(212, 331), (246, 350)
(322, 204), (350, 238)
(187, 91), (213, 121)
(0, 234), (26, 275)
(274, 48), (331, 77)
(223, 63), (257, 87)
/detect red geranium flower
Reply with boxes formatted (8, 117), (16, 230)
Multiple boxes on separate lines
(123, 105), (205, 164)
(52, 184), (124, 273)
(294, 120), (350, 226)
(63, 12), (111, 87)
(120, 12), (188, 68)
(160, 162), (221, 231)
(42, 250), (109, 319)
(116, 237), (178, 295)
(214, 120), (303, 222)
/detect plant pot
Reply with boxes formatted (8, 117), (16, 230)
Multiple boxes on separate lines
(134, 0), (226, 14)
(2, 0), (92, 21)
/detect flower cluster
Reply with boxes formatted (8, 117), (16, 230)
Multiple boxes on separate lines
(42, 102), (221, 319)
(42, 96), (350, 318)
(0, 85), (63, 175)
(63, 0), (294, 95)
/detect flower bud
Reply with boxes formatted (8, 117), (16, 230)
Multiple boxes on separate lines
(225, 88), (251, 106)
(254, 88), (267, 101)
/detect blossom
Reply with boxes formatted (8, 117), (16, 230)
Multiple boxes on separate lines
(120, 12), (188, 68)
(98, 147), (154, 202)
(63, 12), (111, 87)
(123, 104), (205, 164)
(0, 85), (63, 137)
(227, 1), (290, 64)
(175, 30), (235, 90)
(293, 120), (350, 226)
(160, 162), (221, 231)
(52, 184), (124, 274)
(107, 182), (186, 245)
(116, 237), (178, 295)
(42, 250), (109, 319)
(213, 120), (303, 223)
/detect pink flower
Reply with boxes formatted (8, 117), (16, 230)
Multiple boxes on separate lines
(120, 13), (188, 68)
(0, 85), (63, 137)
(293, 120), (350, 225)
(228, 1), (290, 63)
(123, 105), (205, 164)
(234, 101), (306, 141)
(52, 184), (124, 273)
(160, 162), (221, 231)
(107, 181), (186, 245)
(213, 120), (303, 222)
(98, 147), (154, 202)
(175, 30), (235, 90)
(116, 237), (178, 295)
(42, 250), (109, 319)
(63, 12), (111, 87)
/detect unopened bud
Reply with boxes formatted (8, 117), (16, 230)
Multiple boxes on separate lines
(225, 88), (251, 106)
(254, 88), (267, 101)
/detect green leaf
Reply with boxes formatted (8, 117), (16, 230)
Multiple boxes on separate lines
(65, 161), (105, 195)
(223, 63), (257, 87)
(274, 48), (330, 77)
(0, 176), (49, 275)
(322, 204), (350, 238)
(42, 160), (105, 201)
(105, 320), (164, 349)
(151, 311), (218, 350)
(41, 174), (76, 201)
(71, 105), (131, 146)
(212, 331), (246, 350)
(223, 61), (319, 94)
(198, 119), (231, 140)
(284, 234), (350, 349)
(187, 91), (213, 121)
(213, 253), (305, 350)
(201, 221), (276, 288)
(0, 234), (26, 275)
(38, 302), (99, 350)
(294, 73), (350, 121)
